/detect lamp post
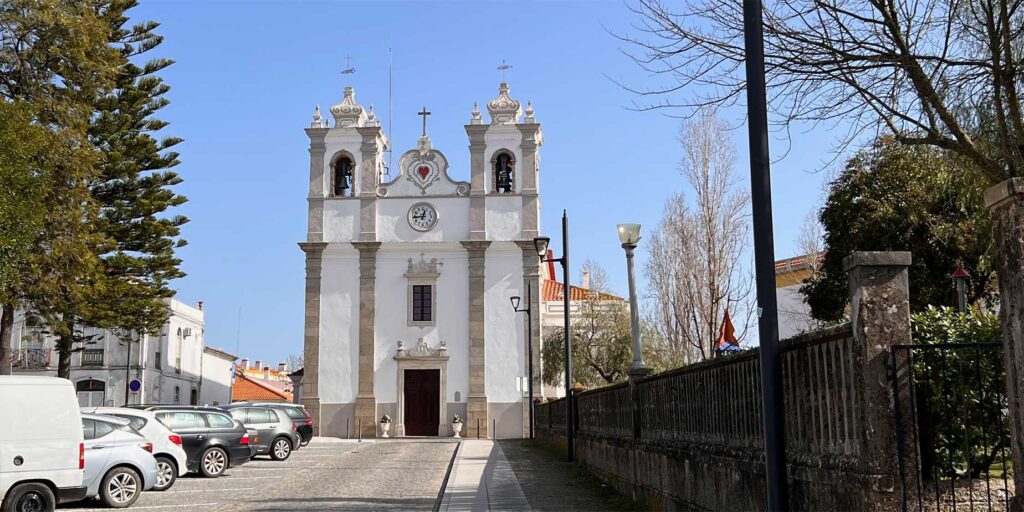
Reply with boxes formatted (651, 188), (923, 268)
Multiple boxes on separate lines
(617, 224), (650, 379)
(534, 209), (573, 462)
(743, 0), (787, 508)
(511, 284), (534, 439)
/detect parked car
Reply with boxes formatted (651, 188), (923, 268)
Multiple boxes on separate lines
(80, 413), (158, 508)
(227, 402), (313, 446)
(82, 407), (187, 491)
(0, 376), (86, 512)
(225, 406), (300, 461)
(142, 407), (252, 478)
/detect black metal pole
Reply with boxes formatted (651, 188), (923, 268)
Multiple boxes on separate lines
(527, 281), (535, 440)
(562, 210), (574, 462)
(124, 341), (131, 406)
(742, 0), (787, 509)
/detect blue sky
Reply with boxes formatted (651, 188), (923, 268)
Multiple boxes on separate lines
(132, 0), (843, 365)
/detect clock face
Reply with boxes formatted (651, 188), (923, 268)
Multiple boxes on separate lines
(408, 202), (438, 232)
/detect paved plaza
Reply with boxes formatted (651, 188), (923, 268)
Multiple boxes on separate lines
(57, 438), (625, 511)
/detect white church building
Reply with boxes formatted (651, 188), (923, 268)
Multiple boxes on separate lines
(299, 82), (544, 439)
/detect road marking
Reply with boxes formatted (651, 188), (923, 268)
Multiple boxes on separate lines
(75, 504), (219, 511)
(166, 487), (259, 493)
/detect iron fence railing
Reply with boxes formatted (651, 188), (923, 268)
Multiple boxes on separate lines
(13, 348), (51, 369)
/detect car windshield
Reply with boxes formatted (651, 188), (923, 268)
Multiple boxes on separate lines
(116, 423), (143, 437)
(111, 414), (147, 431)
(282, 408), (306, 420)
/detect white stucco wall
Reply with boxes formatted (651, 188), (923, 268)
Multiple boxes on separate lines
(318, 249), (361, 403)
(372, 246), (470, 404)
(376, 197), (470, 243)
(323, 200), (360, 241)
(485, 196), (522, 241)
(483, 244), (526, 403)
(200, 350), (235, 406)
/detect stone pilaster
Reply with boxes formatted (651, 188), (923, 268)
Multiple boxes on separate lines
(462, 240), (491, 437)
(516, 125), (542, 240)
(466, 125), (488, 240)
(298, 242), (328, 434)
(843, 251), (911, 483)
(356, 127), (384, 242)
(515, 241), (543, 401)
(305, 128), (328, 242)
(985, 178), (1024, 511)
(353, 241), (381, 437)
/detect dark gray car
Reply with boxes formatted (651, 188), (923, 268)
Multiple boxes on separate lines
(226, 406), (299, 461)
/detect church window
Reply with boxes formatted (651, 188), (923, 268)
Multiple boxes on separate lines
(412, 285), (433, 322)
(333, 156), (354, 197)
(493, 151), (515, 194)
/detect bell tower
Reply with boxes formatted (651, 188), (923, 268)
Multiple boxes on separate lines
(300, 84), (388, 434)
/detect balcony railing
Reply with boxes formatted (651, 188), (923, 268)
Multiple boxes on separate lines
(80, 349), (104, 367)
(13, 348), (51, 370)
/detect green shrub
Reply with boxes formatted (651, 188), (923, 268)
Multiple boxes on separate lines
(910, 306), (1008, 479)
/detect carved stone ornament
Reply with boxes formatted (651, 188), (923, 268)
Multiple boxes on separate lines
(330, 86), (368, 128)
(406, 254), (442, 276)
(470, 102), (483, 125)
(487, 82), (522, 125)
(395, 338), (449, 359)
(311, 104), (323, 128)
(524, 101), (536, 124)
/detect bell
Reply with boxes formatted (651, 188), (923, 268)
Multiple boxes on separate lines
(496, 167), (513, 193)
(334, 169), (350, 196)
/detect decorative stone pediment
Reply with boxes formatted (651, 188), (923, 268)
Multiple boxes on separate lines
(394, 338), (449, 360)
(487, 82), (522, 125)
(406, 254), (442, 278)
(330, 86), (367, 128)
(376, 141), (470, 197)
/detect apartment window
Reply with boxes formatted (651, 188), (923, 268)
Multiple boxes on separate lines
(81, 349), (104, 367)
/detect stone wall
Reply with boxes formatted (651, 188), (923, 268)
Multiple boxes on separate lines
(535, 251), (912, 511)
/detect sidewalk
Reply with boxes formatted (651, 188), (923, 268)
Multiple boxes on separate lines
(439, 440), (531, 511)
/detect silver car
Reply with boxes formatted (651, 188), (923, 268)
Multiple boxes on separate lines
(81, 413), (158, 508)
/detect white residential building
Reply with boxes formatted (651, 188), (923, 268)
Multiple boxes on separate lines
(10, 298), (235, 407)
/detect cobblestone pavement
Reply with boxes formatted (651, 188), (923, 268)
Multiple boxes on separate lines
(61, 439), (458, 512)
(498, 440), (644, 512)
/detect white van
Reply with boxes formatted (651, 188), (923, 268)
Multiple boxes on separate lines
(0, 376), (86, 512)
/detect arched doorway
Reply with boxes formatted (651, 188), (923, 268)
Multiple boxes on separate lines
(76, 379), (105, 407)
(190, 388), (198, 405)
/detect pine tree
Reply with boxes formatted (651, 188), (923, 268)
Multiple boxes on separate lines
(0, 0), (118, 375)
(48, 0), (188, 378)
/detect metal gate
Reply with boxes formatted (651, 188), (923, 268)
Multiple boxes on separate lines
(891, 343), (1014, 511)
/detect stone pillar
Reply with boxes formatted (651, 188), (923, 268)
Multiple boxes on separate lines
(305, 128), (327, 242)
(984, 178), (1024, 511)
(515, 241), (543, 399)
(516, 124), (542, 240)
(353, 241), (381, 437)
(466, 125), (488, 241)
(356, 127), (384, 242)
(462, 240), (491, 437)
(843, 251), (912, 488)
(298, 242), (328, 434)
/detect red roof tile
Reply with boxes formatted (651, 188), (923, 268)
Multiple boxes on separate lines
(232, 372), (292, 402)
(541, 280), (623, 302)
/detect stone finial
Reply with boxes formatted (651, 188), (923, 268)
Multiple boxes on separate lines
(367, 104), (379, 127)
(330, 86), (368, 128)
(311, 104), (323, 128)
(487, 82), (522, 125)
(524, 101), (536, 124)
(470, 102), (483, 125)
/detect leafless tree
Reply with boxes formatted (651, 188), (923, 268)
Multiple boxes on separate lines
(644, 111), (755, 363)
(286, 353), (304, 373)
(616, 0), (1023, 183)
(796, 209), (825, 277)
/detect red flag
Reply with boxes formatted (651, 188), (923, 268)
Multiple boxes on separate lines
(718, 309), (738, 349)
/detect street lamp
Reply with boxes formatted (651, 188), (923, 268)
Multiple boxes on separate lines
(534, 210), (574, 462)
(617, 224), (650, 379)
(511, 286), (534, 439)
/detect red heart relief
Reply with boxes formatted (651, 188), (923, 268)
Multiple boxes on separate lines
(417, 166), (430, 179)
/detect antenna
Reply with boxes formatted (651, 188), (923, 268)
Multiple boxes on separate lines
(498, 59), (512, 82)
(387, 48), (393, 176)
(341, 54), (356, 75)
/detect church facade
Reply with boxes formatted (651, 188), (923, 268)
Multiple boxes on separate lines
(299, 82), (543, 438)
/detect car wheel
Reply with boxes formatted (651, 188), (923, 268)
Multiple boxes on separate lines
(1, 482), (55, 512)
(199, 447), (228, 477)
(153, 456), (177, 491)
(100, 467), (142, 508)
(271, 436), (292, 461)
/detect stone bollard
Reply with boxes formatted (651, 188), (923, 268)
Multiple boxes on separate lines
(843, 251), (912, 500)
(985, 178), (1024, 512)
